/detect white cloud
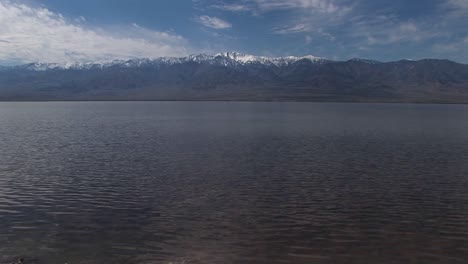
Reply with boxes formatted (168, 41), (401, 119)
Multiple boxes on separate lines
(212, 4), (251, 12)
(433, 36), (468, 54)
(446, 0), (468, 9)
(251, 0), (342, 13)
(348, 15), (442, 46)
(433, 43), (460, 53)
(0, 0), (191, 64)
(197, 15), (232, 29)
(215, 0), (346, 14)
(399, 22), (419, 34)
(214, 0), (351, 38)
(273, 23), (309, 34)
(440, 0), (468, 18)
(74, 15), (86, 23)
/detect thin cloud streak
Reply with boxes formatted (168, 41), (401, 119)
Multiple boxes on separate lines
(213, 0), (353, 38)
(213, 0), (347, 14)
(251, 0), (342, 13)
(197, 15), (232, 29)
(273, 24), (309, 34)
(446, 0), (468, 9)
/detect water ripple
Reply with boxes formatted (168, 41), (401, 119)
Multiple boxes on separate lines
(1, 102), (468, 263)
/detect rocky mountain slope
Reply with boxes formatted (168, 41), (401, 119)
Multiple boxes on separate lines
(1, 52), (468, 103)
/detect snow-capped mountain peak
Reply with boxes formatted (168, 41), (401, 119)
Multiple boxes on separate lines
(5, 52), (327, 71)
(212, 52), (324, 66)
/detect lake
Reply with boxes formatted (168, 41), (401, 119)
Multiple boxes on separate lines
(1, 102), (468, 264)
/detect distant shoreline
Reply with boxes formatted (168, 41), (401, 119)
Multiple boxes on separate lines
(1, 99), (468, 105)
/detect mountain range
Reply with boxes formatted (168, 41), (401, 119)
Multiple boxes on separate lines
(1, 52), (468, 103)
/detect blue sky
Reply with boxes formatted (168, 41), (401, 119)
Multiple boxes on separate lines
(0, 0), (468, 64)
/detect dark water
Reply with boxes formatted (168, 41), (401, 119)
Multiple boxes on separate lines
(1, 102), (468, 264)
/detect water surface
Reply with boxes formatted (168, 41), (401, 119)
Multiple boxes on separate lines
(1, 102), (468, 264)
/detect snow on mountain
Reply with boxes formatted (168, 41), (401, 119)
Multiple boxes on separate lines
(14, 62), (62, 71)
(4, 52), (327, 71)
(205, 52), (324, 66)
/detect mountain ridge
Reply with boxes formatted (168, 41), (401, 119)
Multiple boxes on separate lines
(1, 53), (468, 103)
(2, 52), (467, 71)
(0, 52), (329, 71)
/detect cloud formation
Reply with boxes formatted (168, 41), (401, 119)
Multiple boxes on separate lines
(214, 0), (346, 14)
(349, 16), (442, 46)
(1, 0), (468, 64)
(214, 0), (352, 37)
(273, 24), (309, 34)
(197, 15), (232, 29)
(0, 0), (191, 64)
(447, 0), (468, 9)
(251, 0), (343, 13)
(204, 0), (467, 62)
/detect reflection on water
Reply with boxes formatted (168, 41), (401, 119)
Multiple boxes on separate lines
(1, 102), (468, 264)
